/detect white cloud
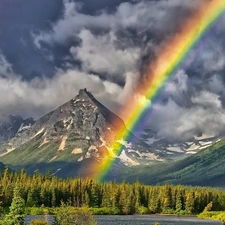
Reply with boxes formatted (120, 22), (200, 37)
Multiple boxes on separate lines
(191, 91), (222, 109)
(70, 29), (141, 102)
(71, 30), (140, 76)
(0, 55), (122, 120)
(150, 91), (225, 141)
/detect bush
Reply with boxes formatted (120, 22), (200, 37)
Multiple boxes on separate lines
(28, 207), (45, 215)
(54, 202), (97, 225)
(30, 219), (49, 225)
(25, 207), (55, 216)
(136, 206), (149, 214)
(90, 207), (121, 215)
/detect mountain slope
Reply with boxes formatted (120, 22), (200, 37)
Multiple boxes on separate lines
(140, 128), (222, 160)
(160, 139), (225, 186)
(0, 89), (163, 176)
(0, 115), (34, 144)
(117, 139), (225, 187)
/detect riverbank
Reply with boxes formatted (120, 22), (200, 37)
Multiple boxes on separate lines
(22, 207), (225, 224)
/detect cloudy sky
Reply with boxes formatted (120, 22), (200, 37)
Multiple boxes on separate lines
(0, 0), (225, 141)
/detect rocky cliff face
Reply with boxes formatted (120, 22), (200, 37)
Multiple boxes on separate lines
(0, 115), (34, 144)
(3, 89), (126, 153)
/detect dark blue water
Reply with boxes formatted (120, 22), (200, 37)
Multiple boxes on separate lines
(25, 215), (222, 225)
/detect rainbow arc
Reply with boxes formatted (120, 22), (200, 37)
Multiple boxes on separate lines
(95, 0), (225, 182)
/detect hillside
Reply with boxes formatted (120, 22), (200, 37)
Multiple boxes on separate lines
(117, 139), (225, 187)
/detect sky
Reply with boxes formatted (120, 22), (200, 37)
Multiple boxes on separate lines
(0, 0), (225, 141)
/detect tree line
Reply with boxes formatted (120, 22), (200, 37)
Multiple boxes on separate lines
(1, 167), (225, 215)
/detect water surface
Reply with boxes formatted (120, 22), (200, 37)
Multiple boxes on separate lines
(25, 215), (222, 225)
(95, 215), (221, 225)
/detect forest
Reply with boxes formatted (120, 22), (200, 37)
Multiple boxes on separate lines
(0, 166), (225, 216)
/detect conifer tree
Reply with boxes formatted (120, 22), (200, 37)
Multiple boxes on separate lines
(162, 184), (172, 211)
(3, 186), (26, 225)
(204, 201), (213, 212)
(185, 192), (195, 214)
(175, 190), (183, 211)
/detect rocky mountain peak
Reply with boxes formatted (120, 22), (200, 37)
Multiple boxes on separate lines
(2, 89), (125, 152)
(78, 88), (89, 98)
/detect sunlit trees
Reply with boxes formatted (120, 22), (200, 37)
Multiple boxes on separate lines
(3, 186), (26, 225)
(0, 167), (225, 216)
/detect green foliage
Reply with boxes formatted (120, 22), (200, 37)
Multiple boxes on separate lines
(185, 192), (195, 214)
(90, 207), (121, 215)
(204, 201), (213, 212)
(198, 211), (225, 223)
(3, 187), (26, 225)
(0, 168), (225, 217)
(136, 206), (149, 214)
(153, 222), (159, 225)
(25, 207), (47, 215)
(53, 202), (97, 225)
(29, 219), (49, 225)
(162, 184), (172, 212)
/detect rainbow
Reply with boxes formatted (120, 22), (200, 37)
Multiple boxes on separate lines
(95, 0), (225, 182)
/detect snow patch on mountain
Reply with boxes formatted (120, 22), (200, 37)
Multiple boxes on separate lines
(119, 150), (139, 166)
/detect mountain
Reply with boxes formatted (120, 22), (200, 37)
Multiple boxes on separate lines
(116, 138), (225, 187)
(0, 115), (34, 144)
(2, 89), (224, 186)
(0, 89), (163, 176)
(140, 128), (221, 160)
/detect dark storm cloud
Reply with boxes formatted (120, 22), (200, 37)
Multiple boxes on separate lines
(0, 0), (225, 141)
(73, 0), (129, 14)
(0, 0), (63, 78)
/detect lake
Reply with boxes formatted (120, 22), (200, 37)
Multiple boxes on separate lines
(25, 215), (222, 225)
(95, 215), (222, 225)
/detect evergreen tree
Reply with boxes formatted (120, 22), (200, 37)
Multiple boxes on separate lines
(162, 184), (173, 211)
(185, 192), (195, 214)
(149, 188), (160, 213)
(175, 190), (183, 211)
(204, 201), (213, 212)
(3, 186), (26, 225)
